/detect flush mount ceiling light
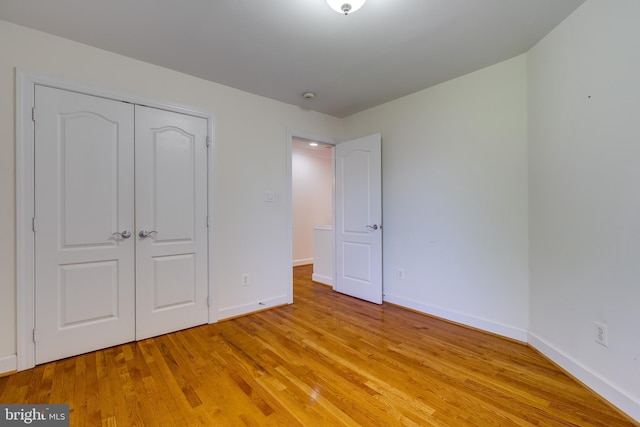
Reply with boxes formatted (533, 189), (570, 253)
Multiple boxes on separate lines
(326, 0), (367, 15)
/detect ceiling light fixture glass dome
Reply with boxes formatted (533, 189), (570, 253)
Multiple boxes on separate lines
(326, 0), (367, 15)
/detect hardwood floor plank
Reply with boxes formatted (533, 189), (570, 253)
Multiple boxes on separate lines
(0, 265), (637, 426)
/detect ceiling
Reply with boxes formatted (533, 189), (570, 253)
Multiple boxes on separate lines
(0, 0), (584, 118)
(293, 138), (333, 159)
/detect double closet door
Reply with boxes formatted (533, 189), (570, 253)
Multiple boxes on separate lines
(34, 86), (209, 364)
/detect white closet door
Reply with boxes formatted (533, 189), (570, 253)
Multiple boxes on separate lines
(34, 85), (135, 364)
(134, 105), (209, 340)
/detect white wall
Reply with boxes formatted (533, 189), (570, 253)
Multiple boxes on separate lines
(343, 55), (530, 341)
(0, 20), (343, 363)
(528, 0), (640, 419)
(292, 143), (333, 265)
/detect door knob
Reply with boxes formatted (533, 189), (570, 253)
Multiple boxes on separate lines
(366, 224), (379, 231)
(139, 230), (157, 238)
(112, 230), (132, 239)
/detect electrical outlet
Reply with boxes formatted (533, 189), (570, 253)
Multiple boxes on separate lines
(397, 268), (405, 280)
(242, 274), (250, 286)
(595, 321), (608, 347)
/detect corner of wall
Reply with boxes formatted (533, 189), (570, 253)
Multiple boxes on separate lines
(528, 332), (640, 422)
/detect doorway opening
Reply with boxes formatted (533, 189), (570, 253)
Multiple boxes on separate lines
(286, 132), (383, 305)
(292, 138), (334, 283)
(286, 132), (338, 304)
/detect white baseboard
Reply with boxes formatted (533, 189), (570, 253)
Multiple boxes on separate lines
(528, 333), (640, 423)
(312, 273), (333, 287)
(217, 295), (289, 321)
(383, 293), (529, 342)
(293, 258), (313, 267)
(0, 354), (17, 376)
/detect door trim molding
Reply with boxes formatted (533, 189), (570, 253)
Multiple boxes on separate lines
(15, 69), (216, 370)
(285, 130), (338, 304)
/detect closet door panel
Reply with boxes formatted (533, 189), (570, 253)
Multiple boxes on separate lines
(134, 105), (209, 340)
(34, 86), (135, 364)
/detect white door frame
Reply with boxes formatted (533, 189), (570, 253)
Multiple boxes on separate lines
(15, 69), (217, 371)
(286, 130), (339, 303)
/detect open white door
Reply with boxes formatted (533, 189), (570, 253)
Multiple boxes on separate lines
(335, 134), (382, 304)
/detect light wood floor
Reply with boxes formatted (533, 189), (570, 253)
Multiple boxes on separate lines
(1, 265), (637, 426)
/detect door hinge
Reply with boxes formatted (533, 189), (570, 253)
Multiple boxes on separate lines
(32, 217), (37, 232)
(207, 296), (211, 307)
(206, 215), (209, 228)
(206, 136), (211, 148)
(32, 329), (38, 343)
(31, 107), (36, 122)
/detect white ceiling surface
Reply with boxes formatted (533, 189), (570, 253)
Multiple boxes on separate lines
(293, 138), (333, 156)
(0, 0), (584, 118)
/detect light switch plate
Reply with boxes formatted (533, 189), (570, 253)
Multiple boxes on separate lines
(265, 191), (275, 202)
